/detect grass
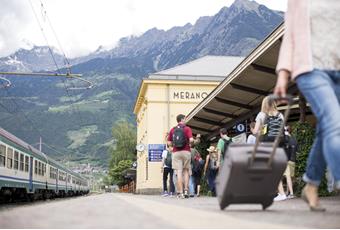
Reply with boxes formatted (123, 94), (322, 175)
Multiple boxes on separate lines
(67, 125), (98, 149)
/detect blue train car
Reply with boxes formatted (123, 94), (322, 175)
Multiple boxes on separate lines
(0, 127), (89, 202)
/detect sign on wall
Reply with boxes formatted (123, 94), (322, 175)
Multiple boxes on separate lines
(148, 144), (166, 162)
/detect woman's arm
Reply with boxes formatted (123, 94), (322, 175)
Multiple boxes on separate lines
(203, 155), (209, 175)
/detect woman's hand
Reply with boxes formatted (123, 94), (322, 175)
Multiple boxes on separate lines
(274, 70), (290, 97)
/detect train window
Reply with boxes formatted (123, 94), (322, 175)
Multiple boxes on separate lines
(0, 144), (5, 167)
(19, 154), (24, 171)
(38, 161), (42, 175)
(50, 167), (53, 178)
(14, 151), (19, 170)
(42, 164), (46, 176)
(6, 148), (13, 169)
(24, 156), (29, 172)
(34, 160), (38, 174)
(68, 175), (71, 183)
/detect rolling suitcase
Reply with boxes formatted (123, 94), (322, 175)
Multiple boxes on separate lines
(216, 95), (292, 210)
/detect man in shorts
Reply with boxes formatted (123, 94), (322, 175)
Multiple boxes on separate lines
(167, 114), (200, 198)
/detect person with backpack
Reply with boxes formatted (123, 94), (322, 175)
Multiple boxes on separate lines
(203, 146), (219, 197)
(167, 114), (200, 199)
(191, 148), (204, 197)
(282, 126), (298, 199)
(253, 96), (286, 201)
(216, 128), (232, 166)
(161, 145), (175, 197)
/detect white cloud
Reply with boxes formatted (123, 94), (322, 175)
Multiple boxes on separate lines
(0, 0), (287, 58)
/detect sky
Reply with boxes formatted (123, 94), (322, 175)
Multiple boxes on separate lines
(0, 0), (287, 58)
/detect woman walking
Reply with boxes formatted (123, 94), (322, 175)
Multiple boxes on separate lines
(274, 0), (340, 211)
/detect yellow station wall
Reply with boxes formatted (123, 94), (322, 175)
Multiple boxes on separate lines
(134, 80), (219, 193)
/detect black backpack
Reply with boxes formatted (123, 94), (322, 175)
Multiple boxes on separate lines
(164, 150), (172, 168)
(172, 125), (187, 148)
(262, 114), (284, 142)
(221, 138), (232, 158)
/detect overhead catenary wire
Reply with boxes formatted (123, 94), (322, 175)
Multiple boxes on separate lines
(28, 0), (87, 125)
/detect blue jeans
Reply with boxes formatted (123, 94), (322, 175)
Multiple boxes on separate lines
(207, 169), (218, 196)
(189, 176), (195, 195)
(296, 69), (340, 189)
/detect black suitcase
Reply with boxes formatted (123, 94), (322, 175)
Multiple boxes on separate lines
(216, 95), (291, 210)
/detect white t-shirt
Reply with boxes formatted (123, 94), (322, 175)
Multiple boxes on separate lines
(162, 150), (169, 168)
(255, 112), (284, 126)
(247, 134), (256, 144)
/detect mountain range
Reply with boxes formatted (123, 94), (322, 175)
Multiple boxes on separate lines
(0, 0), (283, 167)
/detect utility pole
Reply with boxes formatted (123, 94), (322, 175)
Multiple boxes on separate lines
(39, 137), (42, 152)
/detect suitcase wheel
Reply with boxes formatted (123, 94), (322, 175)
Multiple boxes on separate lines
(262, 200), (273, 210)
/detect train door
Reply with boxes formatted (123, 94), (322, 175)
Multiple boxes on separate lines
(56, 169), (58, 194)
(29, 156), (33, 192)
(65, 173), (68, 193)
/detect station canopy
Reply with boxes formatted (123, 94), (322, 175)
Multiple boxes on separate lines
(186, 23), (305, 139)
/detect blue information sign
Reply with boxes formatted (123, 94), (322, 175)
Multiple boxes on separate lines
(148, 144), (166, 162)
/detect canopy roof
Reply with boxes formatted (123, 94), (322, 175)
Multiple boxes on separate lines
(186, 23), (305, 139)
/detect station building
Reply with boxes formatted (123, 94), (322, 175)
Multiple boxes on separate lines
(133, 56), (243, 194)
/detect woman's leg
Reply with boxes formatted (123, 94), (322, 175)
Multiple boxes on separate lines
(296, 70), (340, 185)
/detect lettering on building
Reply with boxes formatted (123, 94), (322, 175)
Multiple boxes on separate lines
(173, 91), (208, 100)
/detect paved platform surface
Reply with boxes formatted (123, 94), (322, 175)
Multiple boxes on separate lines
(0, 193), (339, 228)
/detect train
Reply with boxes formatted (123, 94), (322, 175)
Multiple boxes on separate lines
(0, 127), (89, 202)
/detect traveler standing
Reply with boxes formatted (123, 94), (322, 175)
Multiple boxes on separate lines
(167, 114), (200, 198)
(283, 126), (298, 198)
(203, 146), (219, 197)
(274, 0), (340, 211)
(246, 122), (257, 144)
(189, 143), (203, 197)
(192, 149), (204, 197)
(216, 128), (232, 165)
(161, 145), (175, 197)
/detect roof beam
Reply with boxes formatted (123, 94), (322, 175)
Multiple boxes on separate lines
(251, 64), (276, 75)
(207, 105), (261, 139)
(193, 117), (224, 126)
(188, 125), (211, 133)
(203, 108), (238, 119)
(215, 97), (253, 110)
(230, 83), (269, 96)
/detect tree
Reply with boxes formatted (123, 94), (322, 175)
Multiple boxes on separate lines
(109, 120), (136, 168)
(109, 160), (133, 187)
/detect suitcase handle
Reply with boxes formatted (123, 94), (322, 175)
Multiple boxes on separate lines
(250, 94), (293, 167)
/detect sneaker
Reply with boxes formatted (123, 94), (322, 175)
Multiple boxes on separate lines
(177, 193), (185, 199)
(161, 191), (169, 197)
(189, 194), (195, 198)
(274, 193), (287, 201)
(169, 192), (175, 198)
(287, 194), (295, 199)
(184, 190), (189, 198)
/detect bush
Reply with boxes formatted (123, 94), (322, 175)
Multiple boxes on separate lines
(292, 122), (333, 196)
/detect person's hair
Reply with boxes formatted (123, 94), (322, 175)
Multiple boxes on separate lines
(261, 96), (278, 116)
(220, 128), (228, 135)
(176, 114), (186, 123)
(249, 121), (256, 129)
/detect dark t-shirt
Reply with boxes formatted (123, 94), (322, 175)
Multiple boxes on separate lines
(168, 124), (192, 152)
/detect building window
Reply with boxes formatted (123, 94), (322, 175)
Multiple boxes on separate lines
(6, 147), (13, 169)
(24, 156), (29, 172)
(0, 144), (5, 167)
(14, 151), (19, 170)
(19, 154), (24, 171)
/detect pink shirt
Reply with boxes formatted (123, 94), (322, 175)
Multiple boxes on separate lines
(276, 0), (313, 79)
